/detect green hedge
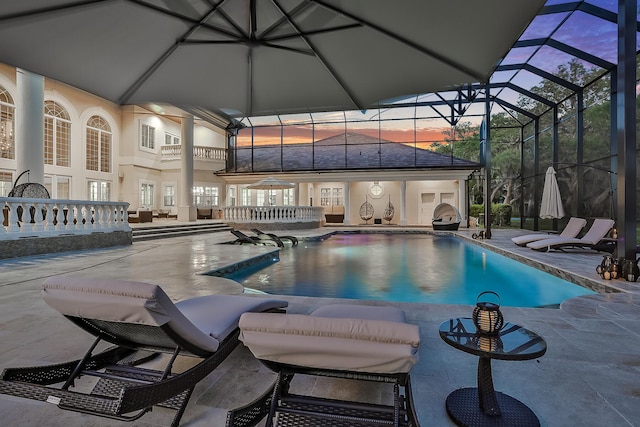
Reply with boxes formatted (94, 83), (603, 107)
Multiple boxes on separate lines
(470, 204), (512, 226)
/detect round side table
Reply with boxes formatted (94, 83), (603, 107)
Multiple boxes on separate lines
(439, 317), (547, 427)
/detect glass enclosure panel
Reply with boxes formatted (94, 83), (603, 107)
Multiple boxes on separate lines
(253, 126), (280, 146)
(237, 128), (252, 147)
(252, 146), (282, 171)
(522, 138), (535, 179)
(279, 113), (312, 125)
(500, 46), (537, 66)
(282, 144), (313, 170)
(234, 147), (253, 172)
(558, 115), (577, 164)
(283, 124), (312, 145)
(520, 12), (569, 39)
(539, 128), (553, 170)
(346, 120), (379, 141)
(521, 177), (535, 229)
(381, 119), (415, 143)
(314, 122), (344, 143)
(380, 106), (415, 120)
(553, 11), (618, 64)
(583, 102), (611, 163)
(315, 144), (346, 169)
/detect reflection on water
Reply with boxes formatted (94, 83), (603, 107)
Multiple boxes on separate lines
(222, 234), (595, 307)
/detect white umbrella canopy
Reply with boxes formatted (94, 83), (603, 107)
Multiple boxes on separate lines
(0, 0), (545, 119)
(246, 176), (295, 190)
(540, 166), (565, 219)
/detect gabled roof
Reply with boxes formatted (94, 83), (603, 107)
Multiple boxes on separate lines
(233, 132), (479, 172)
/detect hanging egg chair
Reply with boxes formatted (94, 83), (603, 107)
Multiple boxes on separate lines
(359, 195), (374, 224)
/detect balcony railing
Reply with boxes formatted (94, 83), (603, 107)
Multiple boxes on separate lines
(1, 197), (130, 239)
(161, 145), (226, 161)
(222, 206), (324, 230)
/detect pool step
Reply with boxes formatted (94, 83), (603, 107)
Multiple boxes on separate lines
(132, 222), (232, 242)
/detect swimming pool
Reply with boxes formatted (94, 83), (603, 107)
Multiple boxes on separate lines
(220, 233), (595, 307)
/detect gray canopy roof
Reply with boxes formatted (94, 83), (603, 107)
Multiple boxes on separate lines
(0, 0), (544, 119)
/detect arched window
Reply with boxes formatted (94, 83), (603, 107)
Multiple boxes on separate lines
(85, 115), (112, 172)
(44, 101), (71, 167)
(0, 85), (15, 160)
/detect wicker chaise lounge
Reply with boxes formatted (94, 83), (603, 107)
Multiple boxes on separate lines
(0, 276), (288, 426)
(230, 229), (283, 246)
(228, 304), (421, 427)
(251, 228), (299, 246)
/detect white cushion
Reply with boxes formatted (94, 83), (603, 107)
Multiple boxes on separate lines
(239, 305), (419, 374)
(42, 276), (288, 353)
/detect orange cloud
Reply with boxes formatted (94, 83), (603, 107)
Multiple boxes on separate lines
(237, 125), (452, 147)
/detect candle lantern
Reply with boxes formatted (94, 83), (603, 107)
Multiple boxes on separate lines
(596, 255), (616, 280)
(472, 291), (504, 335)
(621, 258), (639, 282)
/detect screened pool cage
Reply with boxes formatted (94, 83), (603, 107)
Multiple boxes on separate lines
(224, 0), (639, 257)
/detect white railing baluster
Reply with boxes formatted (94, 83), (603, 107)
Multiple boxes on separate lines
(0, 197), (131, 240)
(222, 205), (323, 228)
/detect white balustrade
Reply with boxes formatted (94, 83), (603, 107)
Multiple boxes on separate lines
(161, 145), (226, 161)
(1, 197), (131, 240)
(222, 206), (324, 226)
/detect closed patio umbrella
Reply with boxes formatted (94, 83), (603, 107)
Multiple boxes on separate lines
(540, 167), (565, 219)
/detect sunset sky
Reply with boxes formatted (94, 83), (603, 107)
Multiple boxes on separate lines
(237, 125), (453, 147)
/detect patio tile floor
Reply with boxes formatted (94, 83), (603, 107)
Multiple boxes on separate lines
(0, 225), (638, 426)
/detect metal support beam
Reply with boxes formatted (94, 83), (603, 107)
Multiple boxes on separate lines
(576, 90), (585, 218)
(616, 0), (637, 260)
(552, 105), (560, 231)
(609, 66), (618, 221)
(533, 119), (540, 231)
(519, 126), (525, 229)
(484, 84), (492, 238)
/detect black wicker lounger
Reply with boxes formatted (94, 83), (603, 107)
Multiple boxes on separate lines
(228, 304), (421, 427)
(230, 229), (283, 246)
(251, 229), (299, 246)
(0, 276), (288, 426)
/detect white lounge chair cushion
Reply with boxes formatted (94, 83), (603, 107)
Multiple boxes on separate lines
(175, 294), (288, 341)
(526, 218), (614, 250)
(511, 217), (587, 246)
(42, 276), (288, 353)
(310, 303), (407, 322)
(239, 305), (420, 374)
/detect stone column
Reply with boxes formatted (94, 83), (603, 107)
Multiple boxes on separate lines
(178, 114), (196, 221)
(16, 69), (44, 185)
(458, 179), (468, 227)
(400, 180), (407, 225)
(294, 183), (300, 205)
(343, 181), (351, 225)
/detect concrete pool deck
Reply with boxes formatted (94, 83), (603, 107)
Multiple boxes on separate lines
(0, 224), (639, 426)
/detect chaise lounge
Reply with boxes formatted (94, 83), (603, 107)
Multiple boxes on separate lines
(0, 276), (287, 426)
(251, 228), (299, 246)
(511, 217), (587, 246)
(230, 229), (283, 246)
(228, 304), (421, 427)
(526, 218), (615, 252)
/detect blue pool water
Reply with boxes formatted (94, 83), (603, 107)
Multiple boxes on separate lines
(222, 233), (595, 307)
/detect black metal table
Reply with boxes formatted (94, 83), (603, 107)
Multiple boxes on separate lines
(439, 318), (547, 427)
